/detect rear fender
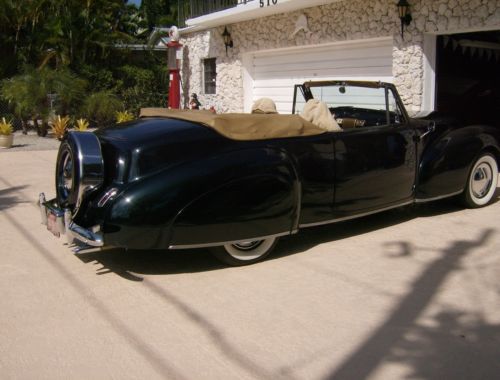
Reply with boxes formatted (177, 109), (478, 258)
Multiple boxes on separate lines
(104, 147), (299, 249)
(170, 147), (300, 247)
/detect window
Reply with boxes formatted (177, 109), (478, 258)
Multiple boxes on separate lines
(203, 58), (216, 94)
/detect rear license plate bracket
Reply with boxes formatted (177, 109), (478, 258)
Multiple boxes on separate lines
(47, 212), (61, 237)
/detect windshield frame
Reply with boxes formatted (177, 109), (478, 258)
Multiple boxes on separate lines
(292, 80), (410, 125)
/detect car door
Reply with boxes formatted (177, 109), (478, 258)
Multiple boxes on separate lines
(332, 87), (417, 216)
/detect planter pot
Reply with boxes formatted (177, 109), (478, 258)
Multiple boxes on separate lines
(37, 124), (48, 137)
(0, 134), (14, 149)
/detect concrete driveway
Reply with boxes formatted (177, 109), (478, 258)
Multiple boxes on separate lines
(1, 149), (499, 380)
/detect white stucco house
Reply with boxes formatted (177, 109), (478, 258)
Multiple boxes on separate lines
(177, 0), (500, 116)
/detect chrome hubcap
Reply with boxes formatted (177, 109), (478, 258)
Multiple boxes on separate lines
(232, 241), (262, 251)
(224, 238), (276, 261)
(58, 150), (73, 201)
(471, 163), (492, 198)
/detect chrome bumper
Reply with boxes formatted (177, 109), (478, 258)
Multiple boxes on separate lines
(39, 193), (104, 247)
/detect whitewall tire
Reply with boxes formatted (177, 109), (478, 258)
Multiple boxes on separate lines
(210, 237), (278, 266)
(462, 153), (498, 208)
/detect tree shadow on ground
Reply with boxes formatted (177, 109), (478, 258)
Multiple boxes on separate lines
(383, 309), (500, 380)
(324, 228), (500, 380)
(0, 185), (30, 211)
(74, 197), (481, 281)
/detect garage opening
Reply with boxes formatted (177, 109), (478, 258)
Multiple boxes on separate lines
(435, 30), (500, 124)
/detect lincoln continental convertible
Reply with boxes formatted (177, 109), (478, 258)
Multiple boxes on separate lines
(40, 81), (500, 265)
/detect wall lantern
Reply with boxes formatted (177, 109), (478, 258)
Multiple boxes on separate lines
(222, 27), (233, 55)
(397, 0), (412, 40)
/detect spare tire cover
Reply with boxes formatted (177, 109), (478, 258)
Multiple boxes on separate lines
(55, 131), (104, 214)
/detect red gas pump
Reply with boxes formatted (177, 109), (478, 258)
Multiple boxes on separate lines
(167, 26), (182, 109)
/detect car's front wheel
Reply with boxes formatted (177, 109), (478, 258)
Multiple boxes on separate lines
(210, 237), (278, 266)
(462, 153), (498, 208)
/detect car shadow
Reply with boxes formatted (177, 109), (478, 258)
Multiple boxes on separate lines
(74, 196), (490, 281)
(271, 197), (478, 261)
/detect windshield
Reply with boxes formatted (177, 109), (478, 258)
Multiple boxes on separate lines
(293, 82), (405, 127)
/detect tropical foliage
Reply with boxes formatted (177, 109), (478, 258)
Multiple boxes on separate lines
(0, 117), (14, 135)
(0, 0), (175, 131)
(75, 118), (89, 131)
(83, 91), (124, 128)
(51, 115), (70, 140)
(1, 66), (87, 133)
(116, 110), (135, 123)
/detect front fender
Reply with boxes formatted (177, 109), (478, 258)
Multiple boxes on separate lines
(104, 147), (299, 249)
(417, 125), (500, 199)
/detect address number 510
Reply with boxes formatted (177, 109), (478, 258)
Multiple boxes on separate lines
(260, 0), (278, 7)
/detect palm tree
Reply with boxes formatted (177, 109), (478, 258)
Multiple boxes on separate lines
(1, 66), (87, 135)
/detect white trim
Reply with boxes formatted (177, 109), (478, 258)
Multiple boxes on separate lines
(168, 231), (291, 250)
(421, 33), (437, 116)
(415, 190), (464, 203)
(185, 0), (342, 31)
(247, 36), (393, 57)
(299, 200), (414, 228)
(242, 54), (254, 113)
(435, 25), (500, 36)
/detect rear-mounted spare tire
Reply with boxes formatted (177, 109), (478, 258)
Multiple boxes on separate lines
(55, 131), (104, 215)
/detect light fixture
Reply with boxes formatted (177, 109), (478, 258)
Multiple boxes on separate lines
(397, 0), (412, 40)
(222, 27), (233, 55)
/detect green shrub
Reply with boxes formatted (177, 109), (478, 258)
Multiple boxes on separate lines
(116, 64), (168, 113)
(1, 66), (86, 124)
(82, 91), (123, 128)
(78, 65), (115, 92)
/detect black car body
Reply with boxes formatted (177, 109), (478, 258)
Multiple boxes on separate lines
(40, 81), (500, 265)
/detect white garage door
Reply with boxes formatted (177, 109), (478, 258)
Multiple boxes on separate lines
(243, 37), (393, 113)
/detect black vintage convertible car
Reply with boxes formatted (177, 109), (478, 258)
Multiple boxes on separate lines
(40, 81), (499, 265)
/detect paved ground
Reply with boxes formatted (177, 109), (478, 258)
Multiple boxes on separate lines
(1, 147), (499, 380)
(4, 130), (61, 152)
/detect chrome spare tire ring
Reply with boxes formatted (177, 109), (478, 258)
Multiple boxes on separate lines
(55, 132), (104, 215)
(56, 142), (77, 208)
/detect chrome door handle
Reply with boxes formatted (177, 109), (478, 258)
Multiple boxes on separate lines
(419, 122), (436, 140)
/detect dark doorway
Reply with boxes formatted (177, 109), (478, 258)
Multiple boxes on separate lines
(435, 30), (500, 124)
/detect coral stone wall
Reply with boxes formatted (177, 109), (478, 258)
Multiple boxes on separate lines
(180, 0), (500, 114)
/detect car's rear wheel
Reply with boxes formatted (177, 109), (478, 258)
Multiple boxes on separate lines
(462, 153), (498, 208)
(210, 237), (278, 266)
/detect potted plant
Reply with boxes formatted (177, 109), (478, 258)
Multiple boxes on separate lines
(0, 117), (14, 148)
